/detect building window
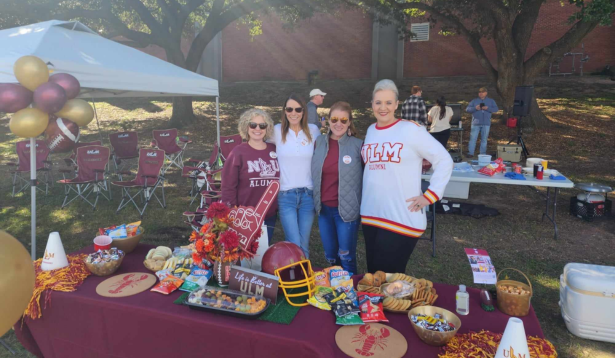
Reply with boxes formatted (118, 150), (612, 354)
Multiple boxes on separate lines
(410, 23), (430, 42)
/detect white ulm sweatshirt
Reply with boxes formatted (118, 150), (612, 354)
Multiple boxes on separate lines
(360, 120), (453, 237)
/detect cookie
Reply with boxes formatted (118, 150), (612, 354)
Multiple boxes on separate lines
(362, 273), (374, 286)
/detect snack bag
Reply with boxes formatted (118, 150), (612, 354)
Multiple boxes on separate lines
(314, 271), (330, 287)
(108, 225), (127, 239)
(179, 266), (212, 292)
(478, 165), (497, 176)
(99, 225), (117, 236)
(155, 268), (173, 281)
(151, 275), (183, 295)
(328, 267), (351, 288)
(173, 259), (192, 280)
(335, 279), (359, 306)
(126, 221), (141, 236)
(307, 286), (334, 310)
(323, 287), (363, 326)
(358, 293), (389, 323)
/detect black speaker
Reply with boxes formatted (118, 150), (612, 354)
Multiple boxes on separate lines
(512, 86), (534, 116)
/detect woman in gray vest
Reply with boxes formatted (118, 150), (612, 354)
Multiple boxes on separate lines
(311, 101), (363, 274)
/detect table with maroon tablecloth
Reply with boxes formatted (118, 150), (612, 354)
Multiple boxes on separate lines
(15, 244), (544, 358)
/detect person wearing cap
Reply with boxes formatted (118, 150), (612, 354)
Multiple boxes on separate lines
(307, 89), (326, 128)
(466, 87), (499, 157)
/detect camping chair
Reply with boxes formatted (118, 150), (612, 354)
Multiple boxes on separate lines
(420, 180), (437, 257)
(57, 145), (112, 210)
(109, 131), (139, 180)
(183, 190), (222, 231)
(111, 148), (166, 218)
(63, 140), (102, 168)
(6, 140), (52, 197)
(182, 134), (242, 205)
(151, 129), (190, 173)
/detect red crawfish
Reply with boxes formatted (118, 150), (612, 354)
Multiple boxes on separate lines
(352, 324), (391, 357)
(108, 273), (149, 294)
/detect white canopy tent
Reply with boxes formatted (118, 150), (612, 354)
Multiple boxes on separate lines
(0, 20), (220, 259)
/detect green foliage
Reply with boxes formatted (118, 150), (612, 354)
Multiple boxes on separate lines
(568, 0), (615, 25)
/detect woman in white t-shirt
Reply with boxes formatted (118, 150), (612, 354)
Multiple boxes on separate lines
(273, 94), (320, 258)
(427, 97), (453, 148)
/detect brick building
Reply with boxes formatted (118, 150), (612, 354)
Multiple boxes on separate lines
(143, 2), (615, 82)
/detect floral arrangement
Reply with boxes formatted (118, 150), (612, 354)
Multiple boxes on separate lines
(190, 202), (260, 264)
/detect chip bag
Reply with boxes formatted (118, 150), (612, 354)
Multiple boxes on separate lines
(179, 266), (212, 292)
(307, 286), (334, 311)
(126, 221), (141, 236)
(358, 293), (389, 323)
(108, 225), (127, 239)
(314, 271), (330, 287)
(323, 286), (363, 326)
(151, 275), (183, 295)
(334, 279), (359, 306)
(328, 267), (351, 289)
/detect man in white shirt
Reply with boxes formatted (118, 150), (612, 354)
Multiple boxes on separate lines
(307, 89), (326, 128)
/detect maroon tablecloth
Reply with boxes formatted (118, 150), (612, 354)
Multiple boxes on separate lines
(15, 244), (544, 358)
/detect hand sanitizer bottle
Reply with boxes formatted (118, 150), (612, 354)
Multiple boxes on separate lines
(456, 284), (470, 315)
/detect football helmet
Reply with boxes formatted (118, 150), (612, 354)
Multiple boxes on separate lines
(262, 242), (316, 307)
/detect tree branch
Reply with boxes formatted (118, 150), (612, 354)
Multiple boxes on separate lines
(123, 0), (164, 37)
(157, 0), (179, 33)
(512, 0), (543, 55)
(524, 18), (600, 80)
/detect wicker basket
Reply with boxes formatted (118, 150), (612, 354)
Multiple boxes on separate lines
(496, 268), (532, 317)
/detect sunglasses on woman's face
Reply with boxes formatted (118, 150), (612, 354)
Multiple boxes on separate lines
(285, 107), (303, 113)
(330, 117), (349, 124)
(249, 122), (268, 129)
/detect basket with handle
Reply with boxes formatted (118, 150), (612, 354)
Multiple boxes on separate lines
(496, 268), (533, 317)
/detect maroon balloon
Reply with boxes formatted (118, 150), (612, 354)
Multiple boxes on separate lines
(49, 73), (81, 99)
(0, 84), (33, 113)
(33, 82), (67, 114)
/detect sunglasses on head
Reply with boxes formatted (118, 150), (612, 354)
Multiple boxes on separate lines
(330, 117), (349, 124)
(249, 122), (268, 129)
(285, 107), (303, 113)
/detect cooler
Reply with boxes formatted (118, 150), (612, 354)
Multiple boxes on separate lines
(497, 145), (522, 162)
(559, 263), (615, 343)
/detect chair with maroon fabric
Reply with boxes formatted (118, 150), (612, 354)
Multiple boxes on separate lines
(151, 129), (190, 173)
(57, 145), (112, 210)
(111, 148), (166, 218)
(109, 131), (139, 180)
(63, 140), (103, 168)
(182, 134), (242, 206)
(6, 140), (52, 197)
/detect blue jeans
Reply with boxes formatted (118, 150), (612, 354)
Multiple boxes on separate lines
(468, 125), (491, 155)
(264, 215), (276, 241)
(318, 205), (359, 275)
(278, 188), (315, 258)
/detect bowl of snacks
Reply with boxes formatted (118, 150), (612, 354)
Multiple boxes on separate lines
(185, 286), (270, 319)
(408, 306), (461, 346)
(84, 248), (125, 277)
(110, 227), (144, 254)
(381, 280), (416, 299)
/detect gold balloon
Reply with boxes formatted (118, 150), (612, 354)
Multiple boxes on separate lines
(9, 108), (49, 138)
(14, 56), (50, 91)
(0, 231), (35, 336)
(55, 99), (94, 127)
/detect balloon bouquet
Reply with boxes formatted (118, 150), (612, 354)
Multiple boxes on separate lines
(2, 55), (94, 150)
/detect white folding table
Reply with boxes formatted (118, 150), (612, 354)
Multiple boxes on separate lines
(422, 168), (574, 239)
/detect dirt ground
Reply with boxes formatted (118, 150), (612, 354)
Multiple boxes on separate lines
(1, 75), (614, 358)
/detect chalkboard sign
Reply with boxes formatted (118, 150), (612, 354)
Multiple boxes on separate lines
(228, 265), (280, 304)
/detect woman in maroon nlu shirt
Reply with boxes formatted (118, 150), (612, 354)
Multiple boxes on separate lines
(221, 108), (280, 239)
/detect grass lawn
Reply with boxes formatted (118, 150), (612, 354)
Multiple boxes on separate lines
(1, 75), (614, 358)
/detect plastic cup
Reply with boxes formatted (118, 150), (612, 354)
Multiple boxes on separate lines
(94, 235), (112, 251)
(541, 160), (548, 170)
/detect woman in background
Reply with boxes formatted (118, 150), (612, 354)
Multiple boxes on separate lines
(427, 96), (453, 148)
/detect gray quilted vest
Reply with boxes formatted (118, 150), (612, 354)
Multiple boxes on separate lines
(311, 133), (364, 222)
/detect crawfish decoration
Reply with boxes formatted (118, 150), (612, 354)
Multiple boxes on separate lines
(108, 273), (150, 294)
(352, 324), (391, 357)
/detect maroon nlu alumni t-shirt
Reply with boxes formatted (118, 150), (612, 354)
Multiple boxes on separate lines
(221, 143), (280, 219)
(321, 138), (339, 207)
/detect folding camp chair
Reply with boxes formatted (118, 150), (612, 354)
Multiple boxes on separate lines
(109, 131), (139, 180)
(57, 145), (112, 210)
(111, 148), (166, 218)
(63, 140), (102, 168)
(183, 190), (222, 231)
(182, 134), (242, 205)
(6, 140), (52, 197)
(152, 129), (190, 173)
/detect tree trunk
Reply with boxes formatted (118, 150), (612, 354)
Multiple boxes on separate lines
(170, 97), (196, 128)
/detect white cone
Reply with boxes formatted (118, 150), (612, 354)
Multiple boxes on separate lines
(41, 232), (69, 271)
(495, 317), (531, 358)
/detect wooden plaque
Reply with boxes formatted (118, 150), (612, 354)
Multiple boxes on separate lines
(228, 265), (279, 304)
(96, 272), (156, 298)
(335, 324), (407, 358)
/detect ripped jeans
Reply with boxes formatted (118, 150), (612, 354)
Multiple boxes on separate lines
(318, 204), (359, 275)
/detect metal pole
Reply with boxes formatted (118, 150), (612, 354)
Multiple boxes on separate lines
(91, 98), (104, 144)
(30, 137), (36, 260)
(216, 96), (220, 148)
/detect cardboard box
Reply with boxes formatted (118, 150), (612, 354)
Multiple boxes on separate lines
(497, 145), (522, 162)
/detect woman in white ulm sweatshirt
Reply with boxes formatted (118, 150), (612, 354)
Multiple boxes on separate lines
(361, 80), (453, 273)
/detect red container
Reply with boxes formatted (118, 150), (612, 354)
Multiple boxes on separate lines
(507, 117), (518, 128)
(536, 165), (544, 180)
(94, 235), (112, 251)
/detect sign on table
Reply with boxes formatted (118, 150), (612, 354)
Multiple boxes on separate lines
(229, 265), (280, 304)
(464, 248), (497, 284)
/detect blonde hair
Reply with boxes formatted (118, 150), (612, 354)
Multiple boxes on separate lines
(281, 94), (312, 144)
(238, 108), (274, 141)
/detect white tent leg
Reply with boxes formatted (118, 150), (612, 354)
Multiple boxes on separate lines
(216, 97), (220, 149)
(30, 137), (36, 260)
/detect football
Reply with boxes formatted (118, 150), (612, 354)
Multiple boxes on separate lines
(44, 117), (80, 153)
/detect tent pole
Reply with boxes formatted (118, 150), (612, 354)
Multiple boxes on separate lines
(91, 98), (104, 144)
(216, 97), (220, 149)
(30, 137), (37, 260)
